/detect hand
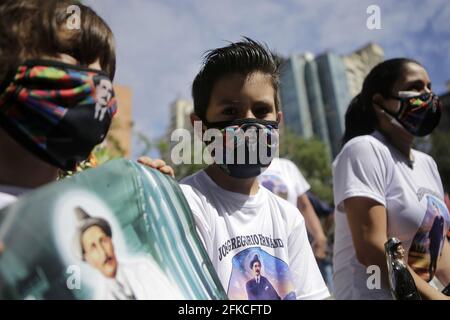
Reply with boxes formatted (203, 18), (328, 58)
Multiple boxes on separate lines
(0, 241), (4, 256)
(137, 156), (175, 178)
(312, 236), (328, 260)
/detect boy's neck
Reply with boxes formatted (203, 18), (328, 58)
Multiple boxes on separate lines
(0, 128), (58, 189)
(205, 165), (259, 195)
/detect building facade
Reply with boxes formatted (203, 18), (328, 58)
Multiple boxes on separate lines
(279, 43), (384, 157)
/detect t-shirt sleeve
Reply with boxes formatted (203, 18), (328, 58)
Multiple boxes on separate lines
(288, 214), (330, 300)
(180, 184), (212, 254)
(333, 138), (389, 212)
(426, 154), (445, 198)
(286, 160), (311, 197)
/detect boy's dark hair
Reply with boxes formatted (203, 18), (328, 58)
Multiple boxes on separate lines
(0, 0), (116, 80)
(192, 37), (281, 121)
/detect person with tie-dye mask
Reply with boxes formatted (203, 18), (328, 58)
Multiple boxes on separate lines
(333, 58), (450, 300)
(0, 0), (117, 210)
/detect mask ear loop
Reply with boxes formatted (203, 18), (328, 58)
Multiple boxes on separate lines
(372, 97), (403, 119)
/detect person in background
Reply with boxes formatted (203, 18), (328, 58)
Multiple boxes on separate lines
(258, 159), (334, 294)
(333, 58), (450, 300)
(258, 158), (328, 260)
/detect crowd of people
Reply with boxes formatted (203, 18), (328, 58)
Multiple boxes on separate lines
(0, 0), (449, 300)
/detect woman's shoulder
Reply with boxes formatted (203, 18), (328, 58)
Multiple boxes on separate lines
(335, 132), (390, 163)
(412, 148), (439, 172)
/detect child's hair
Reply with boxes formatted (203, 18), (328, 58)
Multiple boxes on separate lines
(192, 37), (281, 121)
(0, 0), (116, 81)
(341, 58), (421, 146)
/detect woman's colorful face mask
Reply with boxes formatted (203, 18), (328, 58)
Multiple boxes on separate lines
(380, 91), (442, 137)
(0, 59), (117, 170)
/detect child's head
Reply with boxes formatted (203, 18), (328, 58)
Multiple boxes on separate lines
(192, 37), (281, 124)
(0, 0), (117, 172)
(0, 0), (115, 80)
(191, 38), (281, 179)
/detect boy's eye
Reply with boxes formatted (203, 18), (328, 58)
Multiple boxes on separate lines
(222, 106), (237, 116)
(254, 106), (271, 116)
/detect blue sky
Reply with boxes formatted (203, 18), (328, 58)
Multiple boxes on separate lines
(84, 0), (450, 158)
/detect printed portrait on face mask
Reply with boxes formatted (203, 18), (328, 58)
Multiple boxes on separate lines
(94, 75), (114, 122)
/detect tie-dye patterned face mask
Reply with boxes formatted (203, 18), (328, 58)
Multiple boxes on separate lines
(0, 59), (117, 170)
(380, 91), (442, 137)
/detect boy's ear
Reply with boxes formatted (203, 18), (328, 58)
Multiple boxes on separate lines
(277, 111), (283, 127)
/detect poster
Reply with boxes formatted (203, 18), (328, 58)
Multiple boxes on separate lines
(0, 159), (226, 300)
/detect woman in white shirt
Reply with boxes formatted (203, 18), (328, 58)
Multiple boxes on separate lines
(333, 58), (450, 300)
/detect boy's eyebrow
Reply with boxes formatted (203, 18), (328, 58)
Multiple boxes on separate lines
(217, 98), (241, 106)
(254, 100), (275, 108)
(216, 98), (275, 107)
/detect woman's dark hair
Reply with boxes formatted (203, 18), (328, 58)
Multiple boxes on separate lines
(342, 58), (422, 146)
(192, 37), (280, 121)
(0, 0), (116, 80)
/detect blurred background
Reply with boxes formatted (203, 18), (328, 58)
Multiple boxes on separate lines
(84, 0), (450, 204)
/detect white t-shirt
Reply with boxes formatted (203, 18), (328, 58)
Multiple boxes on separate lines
(257, 157), (310, 206)
(0, 185), (27, 210)
(333, 131), (450, 300)
(180, 170), (329, 300)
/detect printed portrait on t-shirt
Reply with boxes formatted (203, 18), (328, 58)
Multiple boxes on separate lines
(227, 247), (296, 300)
(408, 194), (450, 282)
(258, 174), (288, 201)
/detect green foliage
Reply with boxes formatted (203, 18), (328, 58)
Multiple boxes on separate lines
(279, 128), (333, 204)
(58, 143), (120, 179)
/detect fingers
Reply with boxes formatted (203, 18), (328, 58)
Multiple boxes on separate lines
(159, 165), (175, 178)
(137, 156), (175, 178)
(138, 156), (167, 168)
(137, 156), (157, 168)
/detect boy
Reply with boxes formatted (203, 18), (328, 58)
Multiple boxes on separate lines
(176, 38), (329, 300)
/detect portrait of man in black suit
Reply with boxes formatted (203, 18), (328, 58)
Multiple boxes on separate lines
(245, 254), (280, 300)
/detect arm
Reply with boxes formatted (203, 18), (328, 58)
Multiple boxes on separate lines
(345, 196), (449, 300)
(297, 194), (327, 259)
(435, 239), (450, 285)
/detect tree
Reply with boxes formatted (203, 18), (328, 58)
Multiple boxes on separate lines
(279, 128), (333, 204)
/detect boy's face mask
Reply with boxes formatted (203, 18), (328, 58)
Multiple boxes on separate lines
(203, 118), (279, 179)
(0, 59), (117, 171)
(377, 91), (441, 137)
